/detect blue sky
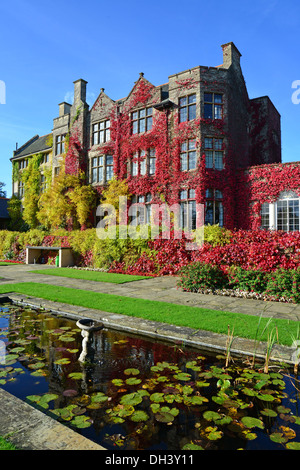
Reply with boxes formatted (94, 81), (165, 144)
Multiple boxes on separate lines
(0, 0), (299, 197)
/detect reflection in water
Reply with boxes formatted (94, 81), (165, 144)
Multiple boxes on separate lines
(1, 303), (300, 451)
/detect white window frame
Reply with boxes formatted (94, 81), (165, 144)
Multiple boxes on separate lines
(260, 192), (300, 232)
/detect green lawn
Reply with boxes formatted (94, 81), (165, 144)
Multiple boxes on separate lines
(0, 282), (299, 347)
(30, 268), (151, 284)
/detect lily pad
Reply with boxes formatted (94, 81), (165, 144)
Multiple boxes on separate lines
(90, 392), (109, 403)
(71, 415), (92, 429)
(286, 441), (300, 450)
(241, 416), (264, 430)
(111, 379), (124, 386)
(54, 358), (71, 365)
(125, 377), (142, 386)
(68, 372), (83, 380)
(173, 372), (191, 382)
(182, 443), (204, 450)
(130, 410), (149, 422)
(155, 411), (175, 423)
(260, 408), (277, 418)
(120, 392), (143, 406)
(150, 393), (165, 403)
(124, 368), (140, 376)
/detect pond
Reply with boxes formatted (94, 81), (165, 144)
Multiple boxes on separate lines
(1, 302), (300, 451)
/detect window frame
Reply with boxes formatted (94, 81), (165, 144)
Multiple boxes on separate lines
(180, 139), (197, 171)
(130, 193), (152, 226)
(203, 93), (223, 120)
(179, 188), (197, 231)
(92, 119), (111, 146)
(90, 154), (113, 184)
(205, 189), (224, 226)
(204, 137), (224, 170)
(178, 94), (196, 123)
(55, 134), (66, 156)
(276, 198), (300, 232)
(131, 107), (153, 135)
(130, 148), (156, 177)
(18, 180), (25, 198)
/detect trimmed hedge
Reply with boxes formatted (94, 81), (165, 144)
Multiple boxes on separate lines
(177, 262), (300, 303)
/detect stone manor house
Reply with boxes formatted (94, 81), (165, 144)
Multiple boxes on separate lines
(11, 42), (300, 232)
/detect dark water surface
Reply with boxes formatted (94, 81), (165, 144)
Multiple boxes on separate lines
(1, 303), (300, 451)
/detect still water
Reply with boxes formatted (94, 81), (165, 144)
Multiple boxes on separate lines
(1, 303), (300, 450)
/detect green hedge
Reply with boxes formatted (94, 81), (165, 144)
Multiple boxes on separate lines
(177, 262), (300, 303)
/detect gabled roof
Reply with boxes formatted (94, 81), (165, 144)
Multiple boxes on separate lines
(0, 198), (9, 219)
(12, 133), (52, 160)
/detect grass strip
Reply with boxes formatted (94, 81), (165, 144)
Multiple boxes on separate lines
(0, 436), (17, 450)
(30, 268), (151, 284)
(0, 262), (20, 266)
(0, 282), (299, 347)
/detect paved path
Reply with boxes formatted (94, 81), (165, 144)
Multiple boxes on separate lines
(0, 263), (299, 451)
(1, 264), (300, 321)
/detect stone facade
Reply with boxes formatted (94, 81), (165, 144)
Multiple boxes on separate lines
(12, 42), (299, 232)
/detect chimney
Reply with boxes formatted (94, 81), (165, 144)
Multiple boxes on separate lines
(221, 42), (242, 69)
(73, 79), (87, 104)
(58, 102), (71, 117)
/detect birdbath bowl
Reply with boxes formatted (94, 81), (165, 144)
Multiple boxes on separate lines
(76, 318), (103, 332)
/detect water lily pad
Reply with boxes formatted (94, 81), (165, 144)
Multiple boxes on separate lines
(58, 335), (74, 342)
(203, 411), (222, 422)
(111, 379), (124, 386)
(257, 393), (275, 402)
(205, 426), (223, 440)
(182, 443), (204, 450)
(124, 368), (140, 376)
(286, 441), (300, 450)
(173, 372), (191, 382)
(31, 369), (47, 377)
(54, 358), (71, 365)
(155, 411), (175, 423)
(150, 393), (165, 403)
(270, 432), (288, 444)
(260, 408), (277, 417)
(120, 392), (143, 406)
(130, 410), (149, 422)
(71, 415), (92, 428)
(277, 405), (291, 414)
(9, 347), (25, 353)
(28, 362), (45, 369)
(90, 392), (109, 403)
(125, 377), (142, 386)
(68, 372), (83, 380)
(241, 417), (264, 429)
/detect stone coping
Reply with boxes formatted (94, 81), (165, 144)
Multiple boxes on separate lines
(2, 293), (297, 365)
(0, 292), (298, 451)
